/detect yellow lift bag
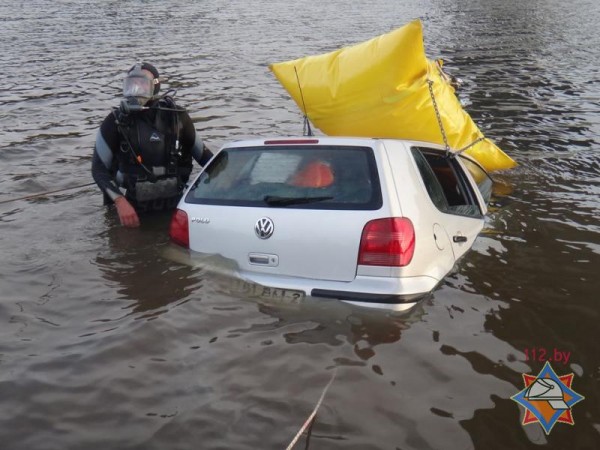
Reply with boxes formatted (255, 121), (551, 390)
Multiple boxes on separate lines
(269, 19), (516, 172)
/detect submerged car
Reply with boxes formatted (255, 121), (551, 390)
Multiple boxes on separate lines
(169, 137), (493, 311)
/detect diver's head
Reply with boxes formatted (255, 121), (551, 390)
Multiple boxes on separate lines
(122, 62), (160, 107)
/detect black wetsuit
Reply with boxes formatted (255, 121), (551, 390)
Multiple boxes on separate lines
(91, 97), (212, 212)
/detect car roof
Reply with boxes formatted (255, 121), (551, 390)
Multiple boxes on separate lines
(220, 136), (448, 152)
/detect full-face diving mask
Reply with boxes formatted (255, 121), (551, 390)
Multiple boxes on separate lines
(122, 65), (158, 108)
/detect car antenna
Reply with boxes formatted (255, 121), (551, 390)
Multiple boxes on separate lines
(294, 66), (313, 137)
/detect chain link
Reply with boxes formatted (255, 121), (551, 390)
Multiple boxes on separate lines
(456, 136), (486, 156)
(428, 79), (487, 158)
(427, 79), (450, 154)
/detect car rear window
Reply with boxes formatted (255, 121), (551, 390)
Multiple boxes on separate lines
(185, 145), (383, 210)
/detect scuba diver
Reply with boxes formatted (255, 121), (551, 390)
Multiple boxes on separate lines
(91, 62), (213, 227)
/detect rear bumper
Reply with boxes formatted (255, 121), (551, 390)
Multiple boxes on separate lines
(242, 272), (440, 311)
(164, 247), (440, 311)
(311, 289), (425, 312)
(311, 289), (423, 303)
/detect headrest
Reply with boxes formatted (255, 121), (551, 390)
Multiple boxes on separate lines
(290, 161), (334, 188)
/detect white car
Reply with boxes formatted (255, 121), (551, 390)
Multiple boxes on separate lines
(169, 137), (493, 311)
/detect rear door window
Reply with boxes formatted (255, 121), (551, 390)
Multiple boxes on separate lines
(186, 145), (383, 210)
(411, 147), (483, 217)
(458, 156), (493, 205)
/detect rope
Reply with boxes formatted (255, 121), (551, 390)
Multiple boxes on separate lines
(294, 66), (313, 137)
(0, 182), (96, 205)
(285, 369), (337, 450)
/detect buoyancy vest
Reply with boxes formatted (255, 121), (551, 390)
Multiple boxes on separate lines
(112, 98), (185, 209)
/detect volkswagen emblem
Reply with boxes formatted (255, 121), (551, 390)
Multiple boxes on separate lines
(255, 217), (274, 239)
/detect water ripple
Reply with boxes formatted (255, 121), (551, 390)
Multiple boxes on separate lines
(1, 0), (600, 448)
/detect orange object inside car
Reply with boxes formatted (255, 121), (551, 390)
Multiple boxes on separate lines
(290, 161), (334, 188)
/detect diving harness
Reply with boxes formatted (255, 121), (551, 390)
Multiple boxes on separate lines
(112, 91), (188, 203)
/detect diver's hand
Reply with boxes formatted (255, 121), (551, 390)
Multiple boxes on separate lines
(114, 196), (140, 228)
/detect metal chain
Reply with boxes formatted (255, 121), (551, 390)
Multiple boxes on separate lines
(427, 79), (450, 154)
(456, 136), (486, 156)
(428, 79), (488, 159)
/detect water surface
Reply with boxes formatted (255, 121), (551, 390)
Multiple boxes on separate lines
(0, 1), (599, 449)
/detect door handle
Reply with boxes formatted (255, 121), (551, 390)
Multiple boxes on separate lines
(453, 235), (468, 243)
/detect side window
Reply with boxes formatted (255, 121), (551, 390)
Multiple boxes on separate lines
(411, 148), (482, 217)
(411, 149), (450, 212)
(458, 156), (493, 205)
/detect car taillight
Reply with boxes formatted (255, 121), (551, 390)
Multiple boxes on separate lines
(169, 209), (189, 248)
(358, 218), (415, 267)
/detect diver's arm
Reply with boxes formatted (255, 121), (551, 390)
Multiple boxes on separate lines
(92, 148), (139, 227)
(91, 149), (122, 202)
(113, 196), (140, 228)
(198, 144), (214, 166)
(179, 111), (213, 166)
(92, 114), (140, 227)
(91, 114), (124, 200)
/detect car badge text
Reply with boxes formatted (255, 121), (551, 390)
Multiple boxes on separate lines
(255, 217), (274, 239)
(191, 217), (210, 224)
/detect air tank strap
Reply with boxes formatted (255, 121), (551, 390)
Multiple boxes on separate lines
(112, 108), (158, 182)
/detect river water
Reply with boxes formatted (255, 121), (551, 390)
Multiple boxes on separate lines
(0, 0), (599, 449)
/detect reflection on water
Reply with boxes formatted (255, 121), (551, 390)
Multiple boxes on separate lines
(165, 245), (419, 364)
(94, 211), (203, 316)
(0, 0), (599, 448)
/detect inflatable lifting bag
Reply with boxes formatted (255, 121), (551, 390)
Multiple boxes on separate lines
(269, 20), (516, 172)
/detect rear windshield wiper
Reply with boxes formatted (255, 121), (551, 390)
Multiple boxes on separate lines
(263, 195), (333, 206)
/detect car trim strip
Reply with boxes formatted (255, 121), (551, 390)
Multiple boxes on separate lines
(310, 289), (424, 304)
